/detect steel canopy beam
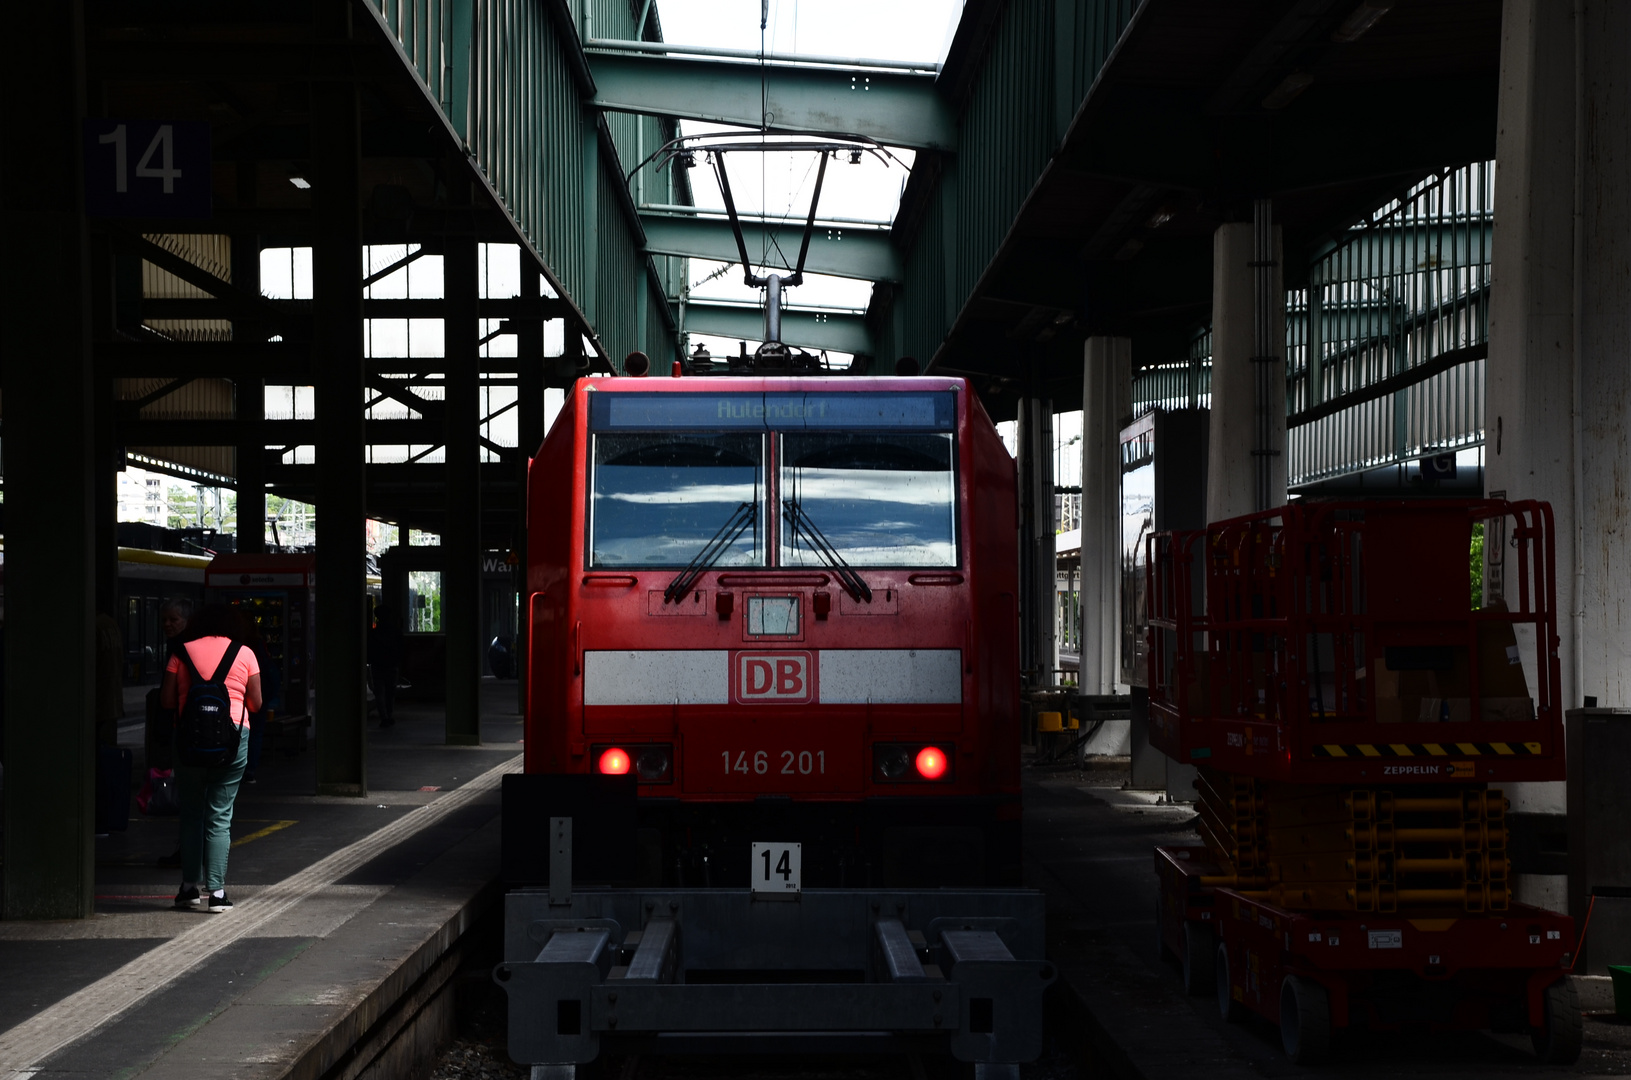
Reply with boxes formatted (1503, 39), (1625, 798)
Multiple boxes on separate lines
(588, 54), (956, 151)
(684, 303), (872, 356)
(641, 213), (901, 282)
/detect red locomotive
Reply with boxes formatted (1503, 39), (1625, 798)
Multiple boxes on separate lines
(1149, 500), (1580, 1064)
(523, 372), (1021, 888)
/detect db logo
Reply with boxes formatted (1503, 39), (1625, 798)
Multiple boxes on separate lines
(734, 651), (814, 704)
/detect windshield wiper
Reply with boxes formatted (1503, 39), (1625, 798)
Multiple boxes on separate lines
(782, 498), (872, 603)
(665, 502), (756, 603)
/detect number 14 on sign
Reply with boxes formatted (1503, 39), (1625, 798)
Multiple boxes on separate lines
(751, 841), (801, 897)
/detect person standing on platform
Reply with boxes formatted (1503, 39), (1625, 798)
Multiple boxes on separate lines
(161, 604), (261, 913)
(369, 605), (403, 728)
(153, 598), (192, 869)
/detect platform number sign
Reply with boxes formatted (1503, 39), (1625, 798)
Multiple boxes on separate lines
(83, 120), (212, 219)
(751, 841), (801, 897)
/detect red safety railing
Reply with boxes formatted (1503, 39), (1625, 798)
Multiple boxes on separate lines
(1147, 500), (1562, 784)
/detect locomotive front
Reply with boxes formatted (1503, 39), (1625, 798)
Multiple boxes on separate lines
(524, 374), (1020, 889)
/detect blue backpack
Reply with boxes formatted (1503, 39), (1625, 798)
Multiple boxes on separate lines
(175, 641), (244, 767)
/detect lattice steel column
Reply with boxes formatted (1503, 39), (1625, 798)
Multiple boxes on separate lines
(312, 31), (368, 796)
(233, 165), (266, 554)
(516, 262), (546, 715)
(444, 230), (482, 746)
(1016, 392), (1056, 689)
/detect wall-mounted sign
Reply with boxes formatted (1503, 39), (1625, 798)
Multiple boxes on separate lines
(83, 119), (212, 218)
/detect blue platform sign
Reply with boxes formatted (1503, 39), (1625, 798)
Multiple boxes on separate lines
(83, 119), (212, 219)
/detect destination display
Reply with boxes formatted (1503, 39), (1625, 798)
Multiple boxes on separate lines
(591, 391), (955, 431)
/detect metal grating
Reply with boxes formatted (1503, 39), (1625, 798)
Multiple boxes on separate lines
(366, 0), (685, 362)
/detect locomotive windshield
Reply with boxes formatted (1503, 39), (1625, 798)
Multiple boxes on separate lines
(587, 390), (958, 569)
(780, 432), (956, 567)
(589, 434), (764, 567)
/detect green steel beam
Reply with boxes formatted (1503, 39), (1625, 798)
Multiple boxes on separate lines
(684, 303), (873, 356)
(1313, 223), (1493, 282)
(588, 54), (956, 151)
(641, 213), (901, 282)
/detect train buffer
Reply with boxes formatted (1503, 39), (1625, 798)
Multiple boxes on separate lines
(494, 817), (1054, 1077)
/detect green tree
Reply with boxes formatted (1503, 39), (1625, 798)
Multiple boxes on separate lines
(166, 485), (199, 529)
(1469, 521), (1485, 609)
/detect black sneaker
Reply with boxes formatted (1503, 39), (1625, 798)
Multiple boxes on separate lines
(174, 886), (201, 910)
(206, 891), (233, 913)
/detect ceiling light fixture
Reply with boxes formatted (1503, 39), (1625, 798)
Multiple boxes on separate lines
(289, 176), (312, 190)
(1331, 0), (1397, 43)
(1261, 70), (1315, 110)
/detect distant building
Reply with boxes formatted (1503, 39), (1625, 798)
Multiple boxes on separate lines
(117, 471), (167, 527)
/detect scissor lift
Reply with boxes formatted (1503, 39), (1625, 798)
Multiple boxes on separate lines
(1146, 500), (1580, 1064)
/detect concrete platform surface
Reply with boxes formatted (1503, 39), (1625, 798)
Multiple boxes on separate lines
(1025, 757), (1631, 1078)
(0, 680), (525, 1079)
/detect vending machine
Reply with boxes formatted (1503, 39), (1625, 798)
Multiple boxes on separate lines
(204, 553), (316, 720)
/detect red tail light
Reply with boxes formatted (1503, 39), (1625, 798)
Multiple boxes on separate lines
(915, 746), (948, 780)
(873, 742), (955, 783)
(592, 743), (672, 782)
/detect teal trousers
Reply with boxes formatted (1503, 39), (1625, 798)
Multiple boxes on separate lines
(177, 732), (249, 891)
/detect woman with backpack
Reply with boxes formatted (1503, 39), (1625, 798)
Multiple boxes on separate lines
(159, 604), (262, 913)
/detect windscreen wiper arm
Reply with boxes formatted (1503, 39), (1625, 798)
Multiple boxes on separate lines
(782, 498), (872, 603)
(665, 502), (756, 603)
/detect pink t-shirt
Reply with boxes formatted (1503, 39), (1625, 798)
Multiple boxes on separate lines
(167, 637), (261, 726)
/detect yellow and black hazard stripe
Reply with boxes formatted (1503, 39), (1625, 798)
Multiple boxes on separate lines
(1312, 742), (1544, 759)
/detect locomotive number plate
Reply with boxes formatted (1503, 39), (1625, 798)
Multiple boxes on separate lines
(751, 841), (801, 897)
(684, 734), (862, 794)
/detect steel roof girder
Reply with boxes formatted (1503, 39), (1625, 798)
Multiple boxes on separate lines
(641, 214), (901, 283)
(683, 303), (872, 357)
(588, 53), (957, 152)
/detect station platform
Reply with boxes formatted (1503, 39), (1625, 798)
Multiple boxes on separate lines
(0, 680), (524, 1078)
(1025, 755), (1631, 1078)
(9, 705), (1629, 1079)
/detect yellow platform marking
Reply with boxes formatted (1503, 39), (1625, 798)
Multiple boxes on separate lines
(1324, 745), (1348, 757)
(1424, 744), (1448, 756)
(1492, 743), (1514, 755)
(1456, 742), (1479, 754)
(232, 819), (298, 848)
(1358, 744), (1382, 757)
(1388, 743), (1412, 756)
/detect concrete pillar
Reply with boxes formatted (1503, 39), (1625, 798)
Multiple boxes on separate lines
(443, 232), (482, 746)
(1207, 220), (1285, 523)
(1575, 1), (1631, 712)
(312, 32), (368, 796)
(2, 0), (96, 918)
(1080, 336), (1131, 695)
(1487, 0), (1631, 914)
(1487, 0), (1579, 733)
